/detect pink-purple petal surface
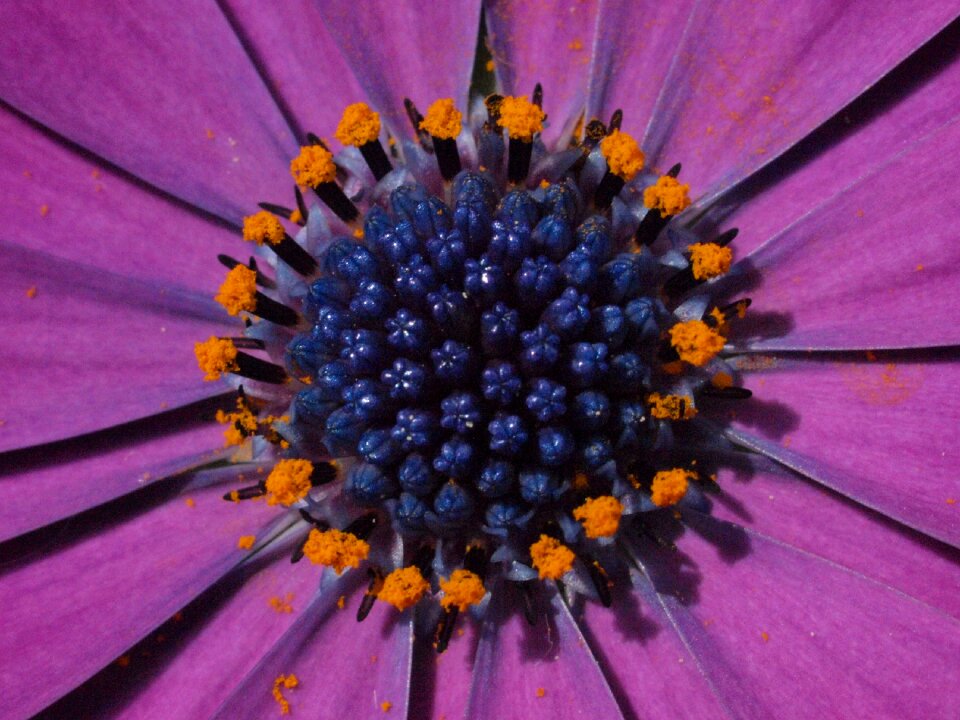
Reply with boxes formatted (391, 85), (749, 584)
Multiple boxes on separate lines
(466, 583), (624, 719)
(210, 573), (413, 719)
(410, 619), (479, 720)
(642, 0), (959, 198)
(0, 0), (298, 224)
(717, 352), (960, 549)
(0, 469), (279, 720)
(484, 0), (599, 145)
(635, 512), (960, 719)
(0, 242), (229, 451)
(720, 117), (960, 351)
(317, 0), (482, 139)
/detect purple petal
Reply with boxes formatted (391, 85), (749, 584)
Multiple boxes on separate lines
(0, 1), (299, 223)
(410, 619), (479, 720)
(632, 512), (960, 719)
(484, 0), (600, 145)
(1, 104), (238, 292)
(722, 117), (960, 351)
(586, 0), (697, 137)
(317, 1), (482, 138)
(717, 352), (960, 548)
(641, 1), (959, 200)
(210, 575), (413, 719)
(466, 583), (625, 719)
(0, 242), (229, 451)
(698, 24), (960, 257)
(0, 399), (232, 541)
(217, 0), (366, 142)
(706, 454), (960, 620)
(0, 468), (281, 719)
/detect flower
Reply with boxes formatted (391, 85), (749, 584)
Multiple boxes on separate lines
(3, 3), (960, 720)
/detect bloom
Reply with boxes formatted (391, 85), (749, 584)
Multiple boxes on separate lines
(3, 1), (960, 719)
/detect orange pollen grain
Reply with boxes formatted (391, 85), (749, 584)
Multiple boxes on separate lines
(651, 468), (697, 507)
(194, 336), (238, 381)
(272, 674), (299, 715)
(643, 175), (691, 217)
(439, 569), (486, 612)
(420, 98), (463, 140)
(290, 144), (336, 186)
(600, 130), (645, 181)
(381, 701), (393, 712)
(498, 95), (545, 141)
(669, 320), (725, 366)
(573, 495), (624, 538)
(289, 208), (303, 225)
(265, 459), (314, 506)
(688, 242), (733, 280)
(269, 594), (294, 613)
(302, 528), (369, 574)
(378, 566), (430, 611)
(215, 264), (258, 316)
(529, 534), (575, 580)
(237, 534), (256, 550)
(335, 102), (381, 147)
(648, 392), (697, 420)
(712, 371), (734, 389)
(242, 210), (286, 246)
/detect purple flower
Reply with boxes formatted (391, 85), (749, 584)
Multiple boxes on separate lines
(2, 2), (960, 719)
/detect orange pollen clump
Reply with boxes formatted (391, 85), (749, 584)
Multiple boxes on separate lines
(335, 102), (381, 147)
(215, 264), (258, 316)
(265, 459), (314, 506)
(439, 569), (486, 612)
(529, 535), (575, 580)
(599, 129), (645, 181)
(237, 534), (256, 549)
(289, 208), (303, 225)
(242, 210), (285, 246)
(215, 397), (259, 446)
(688, 242), (733, 280)
(302, 528), (369, 574)
(668, 320), (725, 367)
(378, 566), (430, 611)
(194, 336), (238, 381)
(572, 496), (624, 538)
(644, 175), (692, 217)
(648, 392), (697, 420)
(651, 468), (697, 507)
(290, 144), (336, 186)
(498, 95), (545, 141)
(420, 98), (463, 140)
(272, 674), (299, 715)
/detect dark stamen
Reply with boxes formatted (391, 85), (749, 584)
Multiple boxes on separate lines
(635, 163), (683, 246)
(464, 545), (488, 578)
(413, 544), (435, 576)
(404, 98), (432, 148)
(594, 171), (624, 210)
(313, 182), (360, 224)
(584, 556), (612, 607)
(217, 254), (276, 289)
(294, 186), (309, 224)
(715, 227), (739, 247)
(571, 119), (607, 175)
(700, 385), (753, 399)
(507, 137), (533, 185)
(662, 265), (696, 296)
(234, 350), (288, 384)
(311, 462), (338, 487)
(435, 607), (459, 654)
(532, 82), (543, 109)
(520, 582), (539, 626)
(719, 298), (751, 316)
(258, 201), (294, 218)
(305, 132), (331, 151)
(667, 162), (682, 178)
(221, 483), (265, 502)
(270, 233), (319, 276)
(356, 568), (383, 622)
(253, 291), (300, 327)
(228, 337), (266, 350)
(608, 109), (623, 133)
(345, 512), (379, 541)
(484, 94), (503, 131)
(359, 140), (393, 181)
(291, 510), (329, 563)
(431, 136), (461, 181)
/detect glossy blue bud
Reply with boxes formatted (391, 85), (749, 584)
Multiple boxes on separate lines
(425, 230), (467, 282)
(350, 279), (396, 323)
(385, 308), (432, 355)
(487, 219), (532, 273)
(357, 428), (403, 466)
(587, 305), (628, 349)
(519, 468), (563, 505)
(531, 215), (574, 262)
(497, 189), (540, 228)
(395, 492), (428, 532)
(339, 328), (390, 375)
(515, 256), (564, 308)
(392, 408), (440, 452)
(480, 302), (520, 357)
(579, 435), (613, 469)
(427, 285), (475, 340)
(433, 481), (475, 526)
(484, 500), (531, 529)
(519, 324), (561, 376)
(542, 287), (590, 340)
(431, 340), (477, 384)
(477, 459), (516, 498)
(381, 358), (430, 403)
(433, 436), (477, 479)
(597, 254), (643, 304)
(536, 426), (575, 466)
(345, 463), (398, 506)
(481, 360), (522, 406)
(559, 246), (599, 292)
(488, 413), (528, 457)
(441, 392), (484, 433)
(341, 378), (392, 421)
(575, 215), (613, 262)
(464, 255), (508, 305)
(571, 391), (611, 432)
(525, 377), (567, 423)
(314, 360), (353, 401)
(566, 342), (609, 389)
(542, 179), (580, 222)
(610, 351), (649, 388)
(398, 453), (440, 496)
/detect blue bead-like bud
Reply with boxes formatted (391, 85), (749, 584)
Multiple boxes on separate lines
(394, 254), (438, 307)
(345, 463), (398, 506)
(519, 324), (561, 376)
(398, 453), (440, 496)
(315, 305), (352, 346)
(293, 387), (336, 427)
(542, 180), (580, 222)
(453, 172), (498, 210)
(308, 276), (350, 309)
(488, 413), (528, 457)
(542, 287), (590, 340)
(339, 328), (390, 375)
(349, 279), (395, 323)
(484, 500), (531, 529)
(525, 377), (567, 423)
(480, 302), (520, 357)
(433, 481), (475, 526)
(535, 426), (575, 466)
(323, 406), (365, 455)
(285, 329), (330, 377)
(431, 340), (477, 384)
(488, 219), (532, 273)
(587, 305), (628, 349)
(624, 297), (656, 335)
(579, 435), (613, 469)
(566, 342), (609, 389)
(481, 360), (522, 406)
(324, 237), (381, 287)
(395, 492), (428, 532)
(576, 215), (613, 262)
(464, 255), (508, 305)
(341, 378), (392, 421)
(560, 246), (599, 292)
(610, 351), (649, 388)
(315, 360), (353, 401)
(497, 189), (540, 229)
(373, 223), (420, 266)
(597, 254), (643, 304)
(385, 308), (432, 355)
(531, 215), (574, 262)
(426, 285), (475, 340)
(433, 436), (477, 478)
(515, 256), (563, 308)
(357, 428), (402, 466)
(425, 230), (467, 282)
(390, 184), (428, 228)
(392, 408), (440, 452)
(613, 400), (651, 450)
(477, 459), (516, 498)
(441, 392), (484, 433)
(519, 467), (563, 505)
(571, 391), (611, 432)
(381, 358), (430, 403)
(363, 205), (392, 246)
(454, 197), (494, 256)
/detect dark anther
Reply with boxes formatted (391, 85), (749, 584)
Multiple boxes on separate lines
(464, 545), (488, 579)
(532, 82), (543, 108)
(637, 522), (677, 551)
(657, 340), (680, 363)
(232, 349), (288, 384)
(700, 385), (753, 399)
(507, 137), (534, 185)
(667, 162), (682, 178)
(714, 227), (739, 247)
(345, 512), (379, 541)
(584, 556), (613, 607)
(571, 119), (608, 175)
(357, 568), (383, 622)
(359, 139), (393, 181)
(291, 510), (329, 563)
(290, 534), (309, 564)
(719, 298), (751, 316)
(272, 232), (319, 276)
(413, 544), (435, 576)
(662, 265), (696, 296)
(432, 136), (462, 181)
(520, 581), (540, 626)
(227, 337), (266, 350)
(435, 607), (459, 654)
(221, 483), (265, 502)
(310, 461), (338, 487)
(313, 181), (360, 224)
(217, 254), (276, 288)
(294, 186), (309, 224)
(258, 201), (294, 218)
(484, 94), (504, 131)
(594, 171), (625, 210)
(634, 205), (669, 246)
(252, 291), (300, 327)
(404, 98), (432, 148)
(608, 109), (623, 133)
(305, 132), (330, 151)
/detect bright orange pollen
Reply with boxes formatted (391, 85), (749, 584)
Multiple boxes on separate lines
(237, 534), (256, 549)
(378, 566), (430, 611)
(272, 674), (299, 715)
(242, 210), (285, 246)
(529, 535), (575, 580)
(499, 95), (545, 141)
(215, 397), (258, 446)
(572, 496), (624, 538)
(290, 145), (336, 186)
(302, 528), (369, 574)
(439, 569), (486, 612)
(420, 98), (463, 140)
(215, 264), (258, 316)
(335, 102), (381, 147)
(651, 468), (696, 507)
(688, 242), (733, 280)
(644, 175), (691, 217)
(648, 392), (697, 420)
(599, 129), (645, 181)
(289, 208), (303, 224)
(194, 336), (238, 381)
(265, 459), (314, 506)
(669, 320), (725, 366)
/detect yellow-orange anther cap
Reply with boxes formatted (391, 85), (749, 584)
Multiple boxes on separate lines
(439, 569), (486, 612)
(290, 145), (336, 186)
(529, 535), (575, 580)
(215, 264), (257, 316)
(651, 468), (696, 507)
(194, 336), (238, 381)
(335, 102), (381, 147)
(600, 129), (645, 181)
(644, 175), (691, 217)
(378, 566), (430, 611)
(242, 211), (285, 246)
(499, 95), (545, 141)
(420, 98), (463, 140)
(265, 459), (314, 506)
(572, 496), (624, 538)
(647, 392), (697, 420)
(302, 528), (369, 574)
(669, 319), (725, 367)
(688, 242), (733, 280)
